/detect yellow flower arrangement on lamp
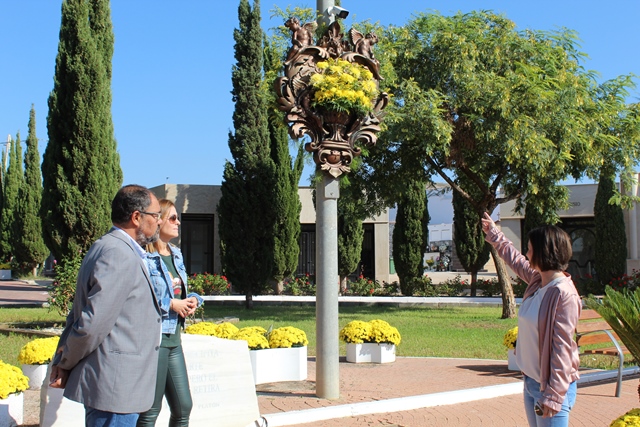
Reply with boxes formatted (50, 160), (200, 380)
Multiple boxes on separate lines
(503, 326), (518, 350)
(0, 360), (29, 399)
(610, 408), (640, 426)
(268, 326), (308, 349)
(309, 58), (379, 116)
(339, 319), (401, 346)
(17, 336), (60, 365)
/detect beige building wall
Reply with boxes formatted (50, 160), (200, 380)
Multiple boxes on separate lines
(497, 182), (640, 276)
(151, 184), (391, 283)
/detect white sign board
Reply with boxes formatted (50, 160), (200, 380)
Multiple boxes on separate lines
(41, 334), (260, 427)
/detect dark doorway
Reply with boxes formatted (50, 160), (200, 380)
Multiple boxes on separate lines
(180, 214), (214, 274)
(296, 224), (315, 276)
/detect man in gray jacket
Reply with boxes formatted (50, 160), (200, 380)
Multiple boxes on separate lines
(50, 184), (163, 427)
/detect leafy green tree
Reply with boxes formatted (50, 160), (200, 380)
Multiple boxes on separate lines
(522, 184), (566, 252)
(218, 0), (276, 308)
(383, 11), (600, 317)
(41, 0), (122, 261)
(453, 176), (490, 296)
(392, 180), (428, 295)
(13, 107), (48, 276)
(581, 76), (640, 208)
(594, 164), (627, 287)
(0, 134), (24, 260)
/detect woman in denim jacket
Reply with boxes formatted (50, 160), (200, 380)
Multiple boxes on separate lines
(482, 213), (580, 427)
(138, 199), (203, 427)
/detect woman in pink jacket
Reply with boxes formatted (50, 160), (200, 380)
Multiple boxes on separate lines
(481, 213), (581, 427)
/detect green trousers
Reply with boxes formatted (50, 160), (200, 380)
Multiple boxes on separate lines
(137, 344), (193, 427)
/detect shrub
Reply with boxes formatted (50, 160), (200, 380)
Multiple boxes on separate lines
(189, 273), (231, 295)
(511, 277), (527, 298)
(608, 271), (640, 293)
(283, 274), (315, 296)
(48, 251), (84, 316)
(575, 274), (605, 296)
(476, 277), (526, 298)
(405, 276), (434, 296)
(439, 275), (467, 296)
(345, 275), (381, 296)
(476, 277), (501, 297)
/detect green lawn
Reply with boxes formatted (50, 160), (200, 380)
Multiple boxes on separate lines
(0, 305), (625, 370)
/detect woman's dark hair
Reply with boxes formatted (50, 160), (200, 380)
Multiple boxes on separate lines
(527, 225), (572, 271)
(111, 184), (152, 224)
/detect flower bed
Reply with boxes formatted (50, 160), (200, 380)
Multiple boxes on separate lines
(611, 408), (640, 426)
(18, 336), (59, 390)
(340, 320), (401, 363)
(186, 322), (308, 384)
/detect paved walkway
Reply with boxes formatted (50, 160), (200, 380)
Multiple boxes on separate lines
(2, 278), (639, 426)
(0, 279), (50, 307)
(256, 357), (639, 426)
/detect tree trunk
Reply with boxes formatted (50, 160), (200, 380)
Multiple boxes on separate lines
(470, 271), (478, 297)
(245, 291), (254, 309)
(270, 278), (284, 295)
(340, 275), (348, 294)
(489, 246), (516, 318)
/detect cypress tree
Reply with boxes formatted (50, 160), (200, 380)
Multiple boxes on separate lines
(337, 183), (365, 292)
(218, 0), (276, 308)
(263, 36), (303, 293)
(0, 134), (24, 260)
(13, 106), (48, 276)
(0, 148), (5, 260)
(594, 165), (627, 288)
(41, 0), (122, 261)
(452, 178), (490, 296)
(393, 180), (428, 295)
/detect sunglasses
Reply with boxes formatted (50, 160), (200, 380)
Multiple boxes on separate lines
(167, 214), (179, 223)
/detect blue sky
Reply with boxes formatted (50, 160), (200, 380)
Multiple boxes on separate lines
(2, 0), (639, 207)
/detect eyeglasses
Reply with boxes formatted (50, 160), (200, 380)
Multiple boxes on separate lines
(168, 215), (179, 223)
(139, 210), (162, 220)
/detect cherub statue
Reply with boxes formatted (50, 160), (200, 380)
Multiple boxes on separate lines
(285, 17), (316, 62)
(349, 28), (378, 61)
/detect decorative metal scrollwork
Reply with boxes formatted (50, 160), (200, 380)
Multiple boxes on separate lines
(275, 19), (388, 178)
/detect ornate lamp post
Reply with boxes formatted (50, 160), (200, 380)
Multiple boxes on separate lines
(275, 4), (387, 399)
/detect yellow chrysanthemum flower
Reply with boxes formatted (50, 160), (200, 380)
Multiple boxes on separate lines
(18, 336), (60, 365)
(185, 321), (218, 336)
(0, 361), (28, 399)
(503, 326), (518, 350)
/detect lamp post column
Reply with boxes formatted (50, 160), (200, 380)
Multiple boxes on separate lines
(314, 0), (341, 401)
(315, 174), (340, 399)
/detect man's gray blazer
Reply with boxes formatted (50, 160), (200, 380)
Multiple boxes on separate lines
(54, 228), (161, 413)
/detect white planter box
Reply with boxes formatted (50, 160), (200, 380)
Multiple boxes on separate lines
(346, 343), (396, 364)
(22, 364), (48, 390)
(249, 346), (307, 385)
(507, 349), (519, 371)
(0, 270), (10, 280)
(0, 392), (23, 427)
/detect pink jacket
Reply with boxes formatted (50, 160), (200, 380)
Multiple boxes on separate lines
(486, 226), (581, 411)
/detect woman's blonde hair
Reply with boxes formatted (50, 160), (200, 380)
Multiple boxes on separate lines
(146, 198), (176, 253)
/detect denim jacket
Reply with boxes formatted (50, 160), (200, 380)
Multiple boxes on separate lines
(146, 244), (203, 334)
